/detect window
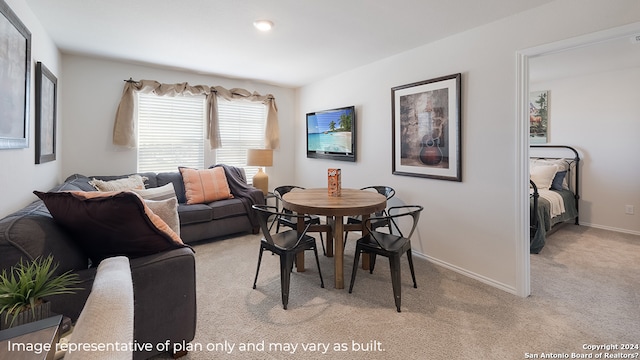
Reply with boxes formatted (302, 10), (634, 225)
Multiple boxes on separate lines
(216, 100), (267, 182)
(137, 93), (205, 172)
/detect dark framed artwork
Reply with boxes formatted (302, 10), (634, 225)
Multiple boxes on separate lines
(0, 0), (31, 150)
(35, 62), (57, 163)
(392, 73), (462, 181)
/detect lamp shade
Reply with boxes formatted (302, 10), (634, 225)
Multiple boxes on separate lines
(247, 149), (273, 167)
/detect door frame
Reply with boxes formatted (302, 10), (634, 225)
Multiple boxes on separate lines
(514, 22), (640, 297)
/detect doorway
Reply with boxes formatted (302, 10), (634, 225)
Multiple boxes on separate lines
(515, 22), (640, 297)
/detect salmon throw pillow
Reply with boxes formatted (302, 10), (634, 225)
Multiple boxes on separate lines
(179, 167), (233, 204)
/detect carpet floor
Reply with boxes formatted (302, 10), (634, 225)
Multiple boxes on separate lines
(152, 225), (640, 359)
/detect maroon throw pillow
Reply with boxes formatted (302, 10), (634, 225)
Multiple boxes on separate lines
(34, 190), (189, 264)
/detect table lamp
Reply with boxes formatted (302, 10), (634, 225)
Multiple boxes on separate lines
(247, 149), (273, 195)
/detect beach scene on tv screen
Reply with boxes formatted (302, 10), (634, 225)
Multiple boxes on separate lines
(308, 108), (353, 153)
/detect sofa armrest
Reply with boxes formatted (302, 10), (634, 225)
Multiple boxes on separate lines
(65, 257), (134, 360)
(129, 247), (196, 359)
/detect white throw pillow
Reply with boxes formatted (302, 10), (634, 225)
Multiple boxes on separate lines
(530, 164), (558, 190)
(131, 183), (177, 201)
(531, 159), (570, 189)
(143, 197), (180, 236)
(89, 175), (147, 192)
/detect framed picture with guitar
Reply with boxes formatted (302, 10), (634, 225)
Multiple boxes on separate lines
(391, 73), (462, 181)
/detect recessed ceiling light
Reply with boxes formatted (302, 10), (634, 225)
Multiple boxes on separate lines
(253, 20), (273, 32)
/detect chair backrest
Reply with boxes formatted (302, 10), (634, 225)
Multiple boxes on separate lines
(252, 205), (312, 249)
(274, 185), (305, 215)
(361, 186), (396, 217)
(361, 186), (395, 200)
(364, 205), (423, 249)
(273, 185), (305, 201)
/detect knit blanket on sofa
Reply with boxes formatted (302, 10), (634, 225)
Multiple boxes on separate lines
(212, 164), (264, 227)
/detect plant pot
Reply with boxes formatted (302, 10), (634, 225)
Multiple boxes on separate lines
(0, 300), (51, 330)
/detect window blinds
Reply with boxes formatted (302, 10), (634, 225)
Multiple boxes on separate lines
(216, 100), (267, 182)
(137, 93), (205, 172)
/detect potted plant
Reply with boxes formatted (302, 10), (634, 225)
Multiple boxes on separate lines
(0, 255), (81, 329)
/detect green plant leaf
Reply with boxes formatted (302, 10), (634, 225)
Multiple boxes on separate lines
(0, 255), (82, 327)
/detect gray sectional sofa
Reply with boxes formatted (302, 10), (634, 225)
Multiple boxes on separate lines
(63, 164), (264, 243)
(0, 164), (263, 359)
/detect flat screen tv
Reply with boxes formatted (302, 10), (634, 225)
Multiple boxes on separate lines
(306, 106), (356, 162)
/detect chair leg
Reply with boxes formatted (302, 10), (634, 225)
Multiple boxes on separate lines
(369, 253), (377, 274)
(348, 246), (361, 293)
(319, 232), (326, 256)
(389, 255), (402, 312)
(312, 246), (325, 288)
(253, 246), (264, 289)
(280, 253), (294, 310)
(406, 249), (417, 288)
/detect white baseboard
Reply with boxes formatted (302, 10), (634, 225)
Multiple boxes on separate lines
(411, 251), (519, 296)
(580, 222), (640, 236)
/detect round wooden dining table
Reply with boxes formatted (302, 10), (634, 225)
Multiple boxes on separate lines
(281, 188), (386, 289)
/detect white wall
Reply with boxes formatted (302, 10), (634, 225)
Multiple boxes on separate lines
(0, 0), (61, 218)
(296, 0), (640, 294)
(531, 67), (640, 234)
(59, 55), (296, 189)
(3, 0), (638, 295)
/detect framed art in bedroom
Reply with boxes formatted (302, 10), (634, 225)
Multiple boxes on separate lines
(391, 73), (462, 181)
(35, 62), (57, 163)
(0, 0), (31, 150)
(529, 90), (549, 144)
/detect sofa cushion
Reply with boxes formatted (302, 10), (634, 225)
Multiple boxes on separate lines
(0, 200), (89, 275)
(177, 204), (213, 225)
(208, 198), (248, 220)
(177, 198), (248, 225)
(34, 190), (187, 264)
(179, 167), (232, 204)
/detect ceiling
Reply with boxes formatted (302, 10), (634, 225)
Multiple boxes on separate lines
(25, 0), (555, 88)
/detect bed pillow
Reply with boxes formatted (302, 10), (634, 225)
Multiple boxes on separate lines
(179, 167), (232, 204)
(532, 159), (570, 190)
(34, 190), (187, 264)
(550, 170), (567, 191)
(89, 175), (147, 192)
(530, 164), (558, 190)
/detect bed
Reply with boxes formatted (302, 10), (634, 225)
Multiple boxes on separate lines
(529, 145), (580, 253)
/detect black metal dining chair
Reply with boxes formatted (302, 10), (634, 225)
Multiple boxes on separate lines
(252, 205), (324, 310)
(274, 185), (326, 255)
(348, 205), (423, 312)
(344, 186), (396, 245)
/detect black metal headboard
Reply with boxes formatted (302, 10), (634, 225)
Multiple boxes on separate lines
(530, 145), (580, 224)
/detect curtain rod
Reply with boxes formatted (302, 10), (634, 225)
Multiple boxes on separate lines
(124, 78), (139, 83)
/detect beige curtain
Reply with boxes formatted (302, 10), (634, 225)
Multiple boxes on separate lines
(113, 80), (279, 149)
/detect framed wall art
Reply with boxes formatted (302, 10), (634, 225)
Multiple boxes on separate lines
(35, 62), (57, 163)
(392, 73), (462, 181)
(529, 90), (549, 144)
(0, 0), (31, 150)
